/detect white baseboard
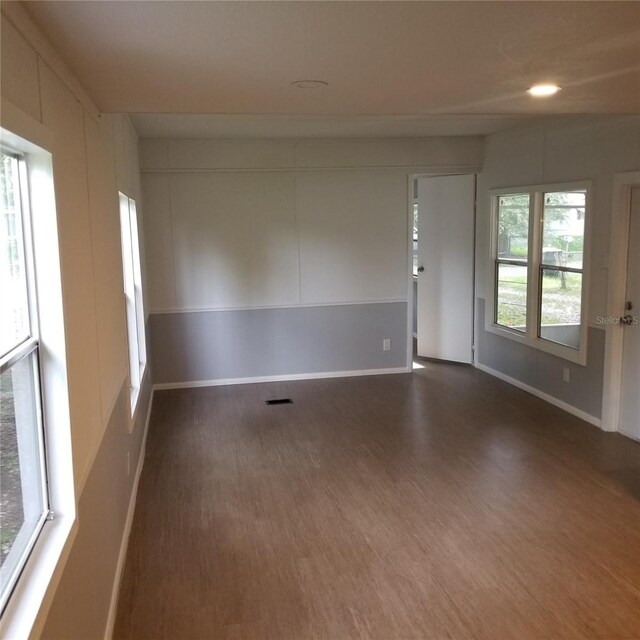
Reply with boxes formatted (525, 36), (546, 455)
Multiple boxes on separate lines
(474, 362), (601, 428)
(153, 366), (410, 391)
(104, 388), (155, 640)
(619, 429), (640, 443)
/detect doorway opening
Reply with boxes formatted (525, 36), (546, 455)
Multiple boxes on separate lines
(409, 174), (476, 370)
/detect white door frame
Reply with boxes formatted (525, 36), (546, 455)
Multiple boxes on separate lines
(601, 171), (640, 431)
(405, 174), (417, 370)
(406, 172), (477, 368)
(407, 174), (436, 369)
(407, 173), (439, 369)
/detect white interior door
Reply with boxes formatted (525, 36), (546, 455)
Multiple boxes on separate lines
(619, 187), (640, 439)
(416, 174), (475, 363)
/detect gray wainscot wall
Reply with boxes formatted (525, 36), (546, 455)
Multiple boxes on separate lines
(151, 302), (408, 385)
(476, 298), (605, 419)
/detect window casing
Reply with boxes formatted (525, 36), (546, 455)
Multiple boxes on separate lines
(119, 193), (146, 412)
(0, 151), (49, 614)
(487, 182), (591, 365)
(0, 112), (74, 640)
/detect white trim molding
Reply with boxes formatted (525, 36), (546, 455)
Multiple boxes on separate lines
(153, 366), (410, 391)
(141, 164), (483, 175)
(406, 175), (416, 370)
(149, 298), (408, 315)
(601, 171), (640, 432)
(485, 181), (593, 367)
(475, 363), (601, 428)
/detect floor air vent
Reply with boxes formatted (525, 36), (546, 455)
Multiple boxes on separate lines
(266, 398), (293, 405)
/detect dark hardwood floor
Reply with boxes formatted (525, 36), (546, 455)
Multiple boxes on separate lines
(114, 361), (640, 640)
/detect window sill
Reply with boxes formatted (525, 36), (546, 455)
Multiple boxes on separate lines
(130, 385), (140, 416)
(0, 514), (77, 639)
(128, 364), (148, 431)
(484, 321), (587, 366)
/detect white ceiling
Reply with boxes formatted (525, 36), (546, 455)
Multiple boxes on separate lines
(24, 1), (640, 139)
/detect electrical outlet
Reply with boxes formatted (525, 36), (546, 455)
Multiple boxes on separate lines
(563, 367), (570, 383)
(383, 338), (391, 351)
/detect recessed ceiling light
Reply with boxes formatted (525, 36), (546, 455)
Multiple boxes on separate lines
(527, 84), (561, 97)
(290, 80), (329, 89)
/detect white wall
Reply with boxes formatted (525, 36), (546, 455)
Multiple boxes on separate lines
(141, 137), (483, 384)
(167, 172), (300, 309)
(476, 115), (640, 420)
(296, 171), (407, 304)
(140, 137), (483, 314)
(143, 170), (410, 312)
(1, 6), (151, 638)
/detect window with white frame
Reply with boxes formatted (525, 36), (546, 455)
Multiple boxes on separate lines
(489, 182), (590, 364)
(0, 151), (49, 613)
(119, 193), (146, 411)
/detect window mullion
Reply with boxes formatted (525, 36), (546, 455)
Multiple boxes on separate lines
(0, 336), (38, 374)
(527, 190), (542, 341)
(491, 194), (498, 326)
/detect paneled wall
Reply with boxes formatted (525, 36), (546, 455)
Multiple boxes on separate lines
(144, 170), (408, 312)
(475, 115), (640, 421)
(1, 6), (151, 638)
(140, 137), (483, 383)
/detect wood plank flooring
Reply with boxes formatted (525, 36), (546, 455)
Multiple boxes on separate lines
(114, 362), (640, 640)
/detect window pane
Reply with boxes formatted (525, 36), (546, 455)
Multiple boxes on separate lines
(497, 194), (530, 261)
(542, 190), (586, 270)
(128, 199), (146, 371)
(120, 194), (138, 387)
(539, 269), (582, 349)
(0, 154), (30, 358)
(496, 263), (527, 331)
(0, 352), (47, 594)
(120, 193), (146, 403)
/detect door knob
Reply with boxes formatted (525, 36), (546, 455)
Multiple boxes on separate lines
(417, 266), (425, 273)
(621, 315), (634, 325)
